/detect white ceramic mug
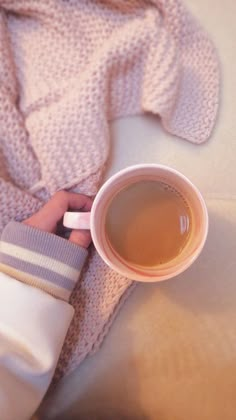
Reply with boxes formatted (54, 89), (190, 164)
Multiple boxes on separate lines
(63, 164), (208, 282)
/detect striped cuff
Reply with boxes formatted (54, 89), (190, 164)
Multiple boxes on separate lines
(0, 222), (88, 302)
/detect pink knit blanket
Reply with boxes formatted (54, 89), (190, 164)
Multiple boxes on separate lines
(0, 0), (219, 381)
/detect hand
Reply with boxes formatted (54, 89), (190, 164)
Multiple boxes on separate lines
(23, 191), (92, 248)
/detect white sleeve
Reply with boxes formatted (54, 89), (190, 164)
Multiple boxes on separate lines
(0, 272), (74, 420)
(0, 221), (88, 419)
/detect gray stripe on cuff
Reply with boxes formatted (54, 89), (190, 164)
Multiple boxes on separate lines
(1, 252), (75, 291)
(2, 221), (88, 270)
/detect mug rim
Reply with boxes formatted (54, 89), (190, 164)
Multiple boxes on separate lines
(90, 164), (209, 282)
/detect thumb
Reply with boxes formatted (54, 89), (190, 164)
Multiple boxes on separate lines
(69, 229), (92, 248)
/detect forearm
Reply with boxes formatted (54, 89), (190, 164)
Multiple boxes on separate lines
(0, 272), (73, 420)
(0, 221), (88, 420)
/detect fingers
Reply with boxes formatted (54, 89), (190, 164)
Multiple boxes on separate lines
(43, 191), (92, 228)
(69, 229), (92, 248)
(24, 191), (93, 234)
(52, 191), (93, 216)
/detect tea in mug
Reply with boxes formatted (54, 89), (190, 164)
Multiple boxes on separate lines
(105, 180), (192, 267)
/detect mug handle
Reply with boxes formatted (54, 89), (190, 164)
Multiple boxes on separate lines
(63, 212), (91, 230)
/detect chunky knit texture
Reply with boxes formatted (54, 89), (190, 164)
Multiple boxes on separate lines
(0, 0), (219, 382)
